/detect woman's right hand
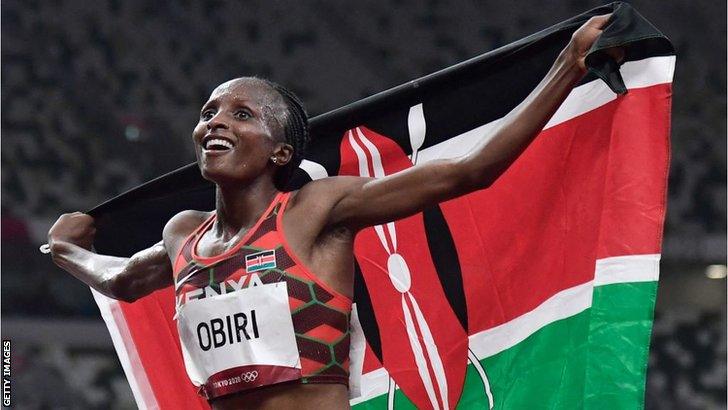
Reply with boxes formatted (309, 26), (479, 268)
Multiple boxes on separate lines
(44, 211), (176, 303)
(48, 212), (96, 252)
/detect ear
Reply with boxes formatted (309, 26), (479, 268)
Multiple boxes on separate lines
(270, 143), (294, 166)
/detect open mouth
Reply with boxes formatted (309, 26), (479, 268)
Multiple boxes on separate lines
(202, 136), (234, 152)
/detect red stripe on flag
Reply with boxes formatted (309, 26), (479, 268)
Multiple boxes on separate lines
(119, 288), (210, 409)
(594, 84), (671, 259)
(440, 84), (671, 334)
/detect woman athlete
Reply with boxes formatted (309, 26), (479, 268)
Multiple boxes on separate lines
(48, 15), (617, 410)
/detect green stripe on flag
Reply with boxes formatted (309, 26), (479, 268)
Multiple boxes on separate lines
(584, 281), (658, 410)
(352, 282), (657, 409)
(461, 309), (591, 409)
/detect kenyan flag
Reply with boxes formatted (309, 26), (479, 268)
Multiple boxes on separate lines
(89, 2), (673, 409)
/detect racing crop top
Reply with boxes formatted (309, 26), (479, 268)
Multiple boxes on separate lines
(173, 191), (352, 400)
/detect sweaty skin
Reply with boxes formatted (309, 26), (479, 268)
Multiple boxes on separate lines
(48, 15), (615, 410)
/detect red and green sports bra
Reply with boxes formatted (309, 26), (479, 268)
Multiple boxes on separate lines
(173, 191), (352, 398)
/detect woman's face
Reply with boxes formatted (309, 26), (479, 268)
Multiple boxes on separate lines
(192, 78), (288, 186)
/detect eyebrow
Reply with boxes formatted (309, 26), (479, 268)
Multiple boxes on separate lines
(200, 97), (261, 114)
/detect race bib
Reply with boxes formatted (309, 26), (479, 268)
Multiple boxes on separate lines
(176, 282), (302, 399)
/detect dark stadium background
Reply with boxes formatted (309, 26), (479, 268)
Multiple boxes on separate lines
(1, 1), (725, 408)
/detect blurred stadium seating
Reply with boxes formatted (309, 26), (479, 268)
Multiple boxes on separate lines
(2, 1), (724, 408)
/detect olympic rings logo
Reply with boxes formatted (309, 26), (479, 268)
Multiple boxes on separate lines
(241, 370), (259, 383)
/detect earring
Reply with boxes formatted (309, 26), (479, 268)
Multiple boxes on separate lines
(271, 157), (278, 164)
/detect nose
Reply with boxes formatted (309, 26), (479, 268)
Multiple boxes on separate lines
(207, 112), (229, 131)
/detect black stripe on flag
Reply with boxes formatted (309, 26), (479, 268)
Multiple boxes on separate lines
(423, 205), (469, 332)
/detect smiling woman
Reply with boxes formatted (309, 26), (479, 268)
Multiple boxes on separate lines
(192, 78), (304, 192)
(195, 77), (311, 194)
(46, 15), (614, 410)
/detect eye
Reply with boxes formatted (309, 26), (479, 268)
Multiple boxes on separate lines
(200, 109), (216, 121)
(234, 110), (252, 120)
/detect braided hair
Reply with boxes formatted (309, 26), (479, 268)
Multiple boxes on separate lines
(259, 79), (310, 191)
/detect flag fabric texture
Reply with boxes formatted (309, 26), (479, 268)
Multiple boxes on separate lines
(88, 3), (674, 409)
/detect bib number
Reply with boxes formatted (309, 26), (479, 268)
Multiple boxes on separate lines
(177, 282), (302, 398)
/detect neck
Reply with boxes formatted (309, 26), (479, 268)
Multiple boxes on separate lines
(214, 178), (279, 240)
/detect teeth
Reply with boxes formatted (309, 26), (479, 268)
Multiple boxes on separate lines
(204, 138), (233, 150)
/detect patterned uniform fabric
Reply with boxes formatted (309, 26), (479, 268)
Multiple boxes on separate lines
(173, 192), (352, 397)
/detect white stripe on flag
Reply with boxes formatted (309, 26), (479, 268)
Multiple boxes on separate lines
(408, 103), (426, 165)
(469, 254), (661, 360)
(545, 56), (675, 129)
(91, 289), (159, 409)
(350, 368), (392, 406)
(594, 254), (661, 286)
(348, 303), (366, 400)
(299, 159), (328, 180)
(621, 55), (676, 89)
(468, 253), (662, 360)
(468, 281), (593, 360)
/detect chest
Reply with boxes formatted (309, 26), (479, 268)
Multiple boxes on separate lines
(176, 245), (295, 305)
(176, 200), (354, 300)
(196, 229), (249, 257)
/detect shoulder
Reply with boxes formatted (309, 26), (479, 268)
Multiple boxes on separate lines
(162, 210), (210, 242)
(284, 176), (373, 234)
(161, 210), (210, 262)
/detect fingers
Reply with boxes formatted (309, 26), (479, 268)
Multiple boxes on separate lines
(580, 14), (624, 65)
(585, 13), (612, 30)
(63, 211), (95, 225)
(49, 211), (96, 243)
(572, 13), (612, 41)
